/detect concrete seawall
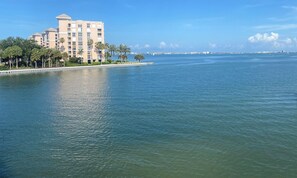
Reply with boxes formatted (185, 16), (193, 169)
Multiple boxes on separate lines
(0, 62), (154, 76)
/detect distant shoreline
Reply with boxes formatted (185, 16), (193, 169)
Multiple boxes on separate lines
(0, 62), (153, 76)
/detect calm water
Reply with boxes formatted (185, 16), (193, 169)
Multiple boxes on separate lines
(1, 54), (297, 177)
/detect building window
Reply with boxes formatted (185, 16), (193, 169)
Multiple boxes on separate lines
(87, 23), (90, 28)
(72, 33), (76, 37)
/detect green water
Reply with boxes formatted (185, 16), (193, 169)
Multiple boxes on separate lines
(1, 54), (297, 177)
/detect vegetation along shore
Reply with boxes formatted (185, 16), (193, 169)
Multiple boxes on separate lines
(0, 37), (146, 72)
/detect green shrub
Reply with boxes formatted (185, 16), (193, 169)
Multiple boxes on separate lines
(92, 62), (100, 65)
(69, 57), (81, 63)
(0, 65), (9, 70)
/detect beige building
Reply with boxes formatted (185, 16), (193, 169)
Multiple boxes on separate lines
(31, 14), (105, 63)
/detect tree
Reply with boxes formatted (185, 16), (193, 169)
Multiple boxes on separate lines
(123, 45), (131, 56)
(104, 43), (111, 60)
(0, 49), (3, 64)
(95, 42), (105, 64)
(118, 54), (127, 62)
(52, 49), (62, 67)
(62, 52), (68, 62)
(22, 38), (41, 66)
(118, 44), (130, 62)
(60, 38), (65, 52)
(2, 46), (23, 70)
(134, 54), (145, 62)
(109, 44), (117, 58)
(78, 48), (84, 60)
(39, 48), (48, 68)
(61, 52), (68, 67)
(46, 49), (54, 68)
(0, 37), (41, 66)
(31, 48), (41, 68)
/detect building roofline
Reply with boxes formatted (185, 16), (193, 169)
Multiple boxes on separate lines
(32, 33), (42, 36)
(56, 13), (71, 20)
(45, 28), (57, 32)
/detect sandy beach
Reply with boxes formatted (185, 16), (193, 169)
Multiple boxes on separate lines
(0, 62), (153, 76)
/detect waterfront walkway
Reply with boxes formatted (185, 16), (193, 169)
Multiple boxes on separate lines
(0, 62), (153, 76)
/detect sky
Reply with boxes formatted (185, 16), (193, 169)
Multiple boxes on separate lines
(0, 0), (297, 52)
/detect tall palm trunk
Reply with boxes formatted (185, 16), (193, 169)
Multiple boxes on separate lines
(9, 59), (12, 70)
(91, 47), (93, 61)
(16, 58), (18, 69)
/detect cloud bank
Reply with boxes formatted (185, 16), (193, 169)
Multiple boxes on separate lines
(248, 32), (279, 43)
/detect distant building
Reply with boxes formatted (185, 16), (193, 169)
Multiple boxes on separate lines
(30, 14), (105, 63)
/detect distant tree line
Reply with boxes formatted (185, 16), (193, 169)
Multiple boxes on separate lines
(0, 37), (67, 70)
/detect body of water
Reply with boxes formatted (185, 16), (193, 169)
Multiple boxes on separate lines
(1, 54), (297, 177)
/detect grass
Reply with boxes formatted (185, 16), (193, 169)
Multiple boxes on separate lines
(1, 60), (142, 71)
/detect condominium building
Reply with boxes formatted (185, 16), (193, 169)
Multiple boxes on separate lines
(30, 14), (105, 63)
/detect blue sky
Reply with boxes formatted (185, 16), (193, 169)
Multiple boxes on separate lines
(0, 0), (297, 52)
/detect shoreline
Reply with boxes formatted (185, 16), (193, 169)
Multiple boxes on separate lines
(0, 62), (153, 76)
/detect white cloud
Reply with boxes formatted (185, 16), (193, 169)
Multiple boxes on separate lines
(248, 32), (279, 43)
(253, 24), (297, 31)
(248, 32), (297, 50)
(170, 43), (179, 48)
(273, 38), (297, 48)
(159, 41), (180, 49)
(159, 41), (167, 48)
(209, 43), (217, 48)
(282, 5), (297, 11)
(284, 38), (293, 44)
(144, 44), (150, 48)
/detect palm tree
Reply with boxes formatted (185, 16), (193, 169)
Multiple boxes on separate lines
(31, 48), (41, 68)
(87, 39), (94, 61)
(95, 42), (105, 64)
(39, 48), (48, 68)
(46, 49), (53, 68)
(62, 52), (68, 66)
(0, 49), (3, 64)
(109, 44), (117, 58)
(78, 48), (84, 60)
(52, 49), (62, 67)
(118, 44), (130, 62)
(104, 43), (111, 60)
(118, 54), (128, 62)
